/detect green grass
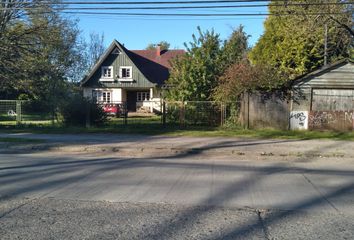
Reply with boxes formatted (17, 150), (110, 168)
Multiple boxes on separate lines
(0, 137), (45, 143)
(0, 120), (353, 141)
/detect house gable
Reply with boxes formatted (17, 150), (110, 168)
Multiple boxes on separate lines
(81, 40), (156, 88)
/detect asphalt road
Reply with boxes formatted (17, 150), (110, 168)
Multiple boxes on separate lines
(0, 134), (353, 239)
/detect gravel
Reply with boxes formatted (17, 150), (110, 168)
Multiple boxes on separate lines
(0, 198), (265, 240)
(1, 198), (353, 240)
(263, 210), (354, 240)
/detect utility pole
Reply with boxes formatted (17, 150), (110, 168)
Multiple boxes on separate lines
(324, 23), (328, 67)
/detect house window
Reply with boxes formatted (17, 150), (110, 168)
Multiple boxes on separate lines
(101, 66), (113, 79)
(119, 66), (132, 80)
(137, 92), (150, 101)
(93, 90), (112, 103)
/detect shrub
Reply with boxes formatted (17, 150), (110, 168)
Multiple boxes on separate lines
(60, 95), (108, 126)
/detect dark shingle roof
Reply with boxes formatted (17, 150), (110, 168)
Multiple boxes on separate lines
(131, 49), (186, 69)
(126, 49), (185, 85)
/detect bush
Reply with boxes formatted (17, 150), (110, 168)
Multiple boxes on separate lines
(60, 95), (108, 126)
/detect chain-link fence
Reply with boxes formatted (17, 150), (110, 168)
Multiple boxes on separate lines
(0, 100), (21, 125)
(1, 100), (240, 128)
(163, 101), (240, 127)
(0, 100), (54, 126)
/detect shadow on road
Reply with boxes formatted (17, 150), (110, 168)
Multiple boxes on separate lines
(0, 137), (353, 239)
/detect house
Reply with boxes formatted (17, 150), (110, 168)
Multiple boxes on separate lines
(241, 59), (354, 131)
(81, 39), (185, 113)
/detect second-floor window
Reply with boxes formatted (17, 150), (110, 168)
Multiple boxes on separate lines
(120, 66), (132, 79)
(101, 66), (113, 79)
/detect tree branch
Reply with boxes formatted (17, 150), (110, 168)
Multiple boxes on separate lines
(328, 15), (354, 37)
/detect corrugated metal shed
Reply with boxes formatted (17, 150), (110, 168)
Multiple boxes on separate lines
(292, 59), (354, 112)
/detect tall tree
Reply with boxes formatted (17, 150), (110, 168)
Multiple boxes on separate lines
(166, 27), (222, 101)
(87, 31), (105, 68)
(166, 26), (249, 101)
(249, 0), (353, 78)
(0, 0), (83, 102)
(221, 25), (249, 67)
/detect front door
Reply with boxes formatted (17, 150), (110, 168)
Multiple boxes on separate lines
(126, 91), (137, 112)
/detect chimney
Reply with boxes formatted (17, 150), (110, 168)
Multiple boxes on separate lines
(156, 44), (161, 57)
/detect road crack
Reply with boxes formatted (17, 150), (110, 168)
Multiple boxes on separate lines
(0, 198), (35, 220)
(256, 209), (271, 240)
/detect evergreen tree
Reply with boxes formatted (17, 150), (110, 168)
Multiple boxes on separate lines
(249, 0), (353, 78)
(166, 26), (249, 101)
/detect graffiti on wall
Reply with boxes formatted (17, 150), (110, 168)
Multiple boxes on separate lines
(309, 111), (354, 131)
(290, 111), (308, 130)
(344, 111), (354, 123)
(309, 111), (337, 126)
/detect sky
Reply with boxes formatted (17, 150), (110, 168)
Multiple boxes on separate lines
(66, 1), (268, 50)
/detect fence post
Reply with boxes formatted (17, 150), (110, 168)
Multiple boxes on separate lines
(246, 92), (250, 129)
(162, 100), (166, 127)
(85, 102), (90, 128)
(124, 102), (128, 125)
(16, 101), (21, 124)
(220, 102), (224, 127)
(179, 101), (185, 128)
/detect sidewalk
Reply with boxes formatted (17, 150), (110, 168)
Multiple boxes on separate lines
(0, 133), (353, 158)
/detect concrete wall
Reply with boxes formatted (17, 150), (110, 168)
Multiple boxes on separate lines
(242, 92), (290, 130)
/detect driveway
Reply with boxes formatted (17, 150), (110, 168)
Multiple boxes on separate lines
(0, 134), (353, 239)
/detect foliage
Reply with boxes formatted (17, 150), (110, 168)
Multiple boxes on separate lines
(213, 60), (289, 102)
(0, 0), (84, 102)
(146, 41), (170, 50)
(60, 94), (108, 127)
(166, 26), (249, 101)
(165, 101), (224, 126)
(249, 0), (353, 78)
(221, 25), (250, 67)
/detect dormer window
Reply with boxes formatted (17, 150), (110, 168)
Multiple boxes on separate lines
(119, 66), (132, 81)
(101, 66), (113, 81)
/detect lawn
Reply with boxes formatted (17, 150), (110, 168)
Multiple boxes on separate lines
(0, 137), (45, 143)
(0, 118), (353, 141)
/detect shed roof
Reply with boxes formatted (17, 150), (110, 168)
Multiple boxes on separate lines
(292, 58), (353, 85)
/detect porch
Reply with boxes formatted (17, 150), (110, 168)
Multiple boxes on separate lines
(84, 87), (162, 113)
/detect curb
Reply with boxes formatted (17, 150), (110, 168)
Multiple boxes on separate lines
(0, 143), (350, 159)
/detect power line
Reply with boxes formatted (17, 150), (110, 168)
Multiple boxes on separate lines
(2, 2), (352, 11)
(23, 0), (285, 5)
(59, 11), (348, 16)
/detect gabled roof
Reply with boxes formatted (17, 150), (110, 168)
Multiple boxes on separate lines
(81, 39), (124, 86)
(292, 58), (353, 86)
(81, 40), (185, 87)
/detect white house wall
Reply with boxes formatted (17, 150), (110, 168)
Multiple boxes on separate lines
(83, 87), (124, 102)
(112, 88), (123, 102)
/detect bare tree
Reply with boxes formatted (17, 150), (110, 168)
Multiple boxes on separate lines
(88, 31), (105, 68)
